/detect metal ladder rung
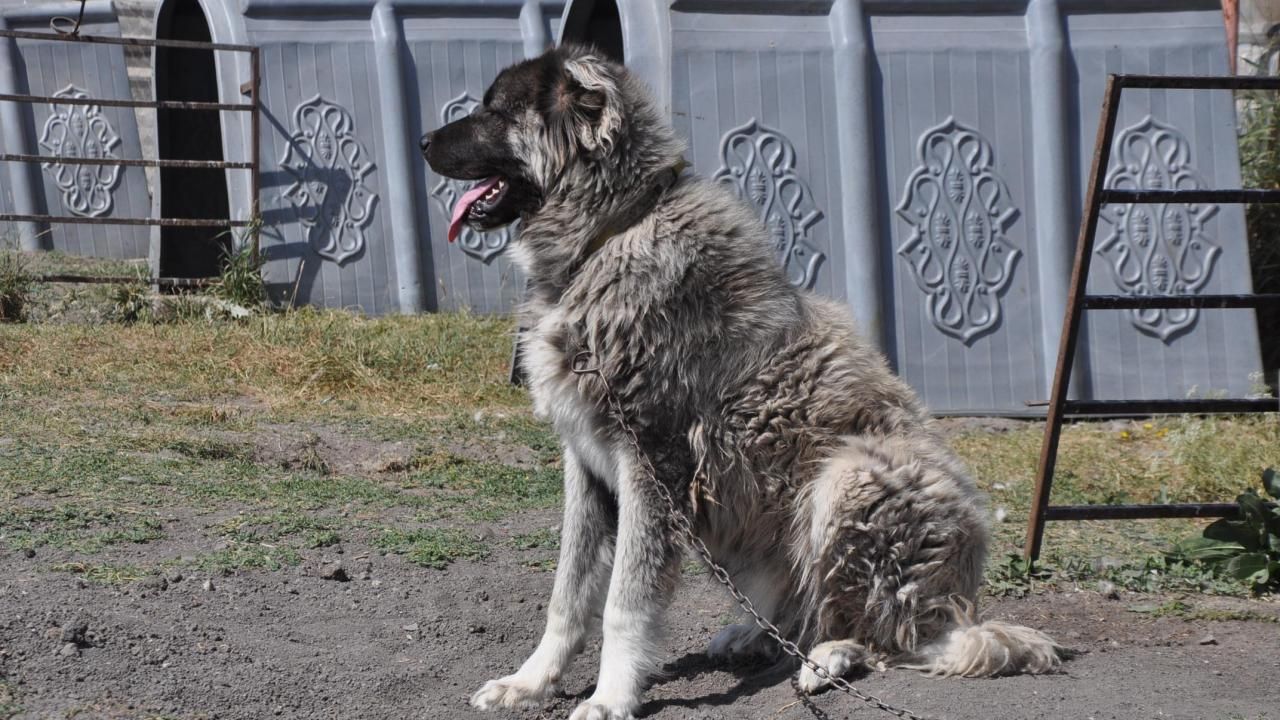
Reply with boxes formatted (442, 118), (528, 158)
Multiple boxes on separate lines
(1062, 398), (1279, 416)
(1101, 188), (1280, 204)
(1082, 293), (1280, 310)
(1043, 503), (1240, 521)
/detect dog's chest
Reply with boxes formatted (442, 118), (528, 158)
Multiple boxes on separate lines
(521, 309), (620, 488)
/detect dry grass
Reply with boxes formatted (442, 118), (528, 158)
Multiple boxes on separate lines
(2, 296), (1277, 593)
(953, 416), (1280, 565)
(0, 308), (523, 417)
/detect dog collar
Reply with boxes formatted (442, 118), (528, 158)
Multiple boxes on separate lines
(581, 159), (689, 261)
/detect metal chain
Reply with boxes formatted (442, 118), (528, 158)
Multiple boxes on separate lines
(570, 351), (933, 720)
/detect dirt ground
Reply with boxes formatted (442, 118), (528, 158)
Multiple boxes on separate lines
(1, 307), (1278, 720)
(2, 505), (1278, 720)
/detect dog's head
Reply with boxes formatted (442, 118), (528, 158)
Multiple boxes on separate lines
(421, 45), (645, 243)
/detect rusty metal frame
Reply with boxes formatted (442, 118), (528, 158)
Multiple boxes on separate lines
(0, 26), (260, 289)
(1023, 74), (1280, 562)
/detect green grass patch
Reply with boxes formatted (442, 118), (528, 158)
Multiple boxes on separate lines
(511, 527), (559, 550)
(51, 561), (150, 585)
(190, 543), (303, 574)
(213, 512), (343, 549)
(373, 527), (488, 570)
(0, 505), (165, 554)
(404, 457), (561, 521)
(0, 678), (20, 720)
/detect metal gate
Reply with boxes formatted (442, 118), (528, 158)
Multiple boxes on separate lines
(0, 2), (260, 287)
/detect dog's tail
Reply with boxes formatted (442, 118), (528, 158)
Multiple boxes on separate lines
(902, 615), (1063, 677)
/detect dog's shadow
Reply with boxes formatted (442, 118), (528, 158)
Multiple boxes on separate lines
(558, 653), (865, 719)
(636, 653), (857, 717)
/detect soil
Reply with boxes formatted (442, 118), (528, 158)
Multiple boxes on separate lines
(2, 511), (1277, 720)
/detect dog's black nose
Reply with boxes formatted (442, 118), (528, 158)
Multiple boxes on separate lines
(419, 133), (432, 154)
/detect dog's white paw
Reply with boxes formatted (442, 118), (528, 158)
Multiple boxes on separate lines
(797, 640), (868, 693)
(470, 674), (556, 710)
(567, 699), (634, 720)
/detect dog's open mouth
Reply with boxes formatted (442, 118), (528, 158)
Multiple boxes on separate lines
(448, 176), (509, 242)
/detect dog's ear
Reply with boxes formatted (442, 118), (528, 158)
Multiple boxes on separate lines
(552, 52), (623, 157)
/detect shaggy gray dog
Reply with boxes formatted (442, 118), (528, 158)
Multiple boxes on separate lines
(423, 44), (1061, 720)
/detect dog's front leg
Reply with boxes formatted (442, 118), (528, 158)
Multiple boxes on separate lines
(570, 457), (681, 720)
(471, 447), (616, 710)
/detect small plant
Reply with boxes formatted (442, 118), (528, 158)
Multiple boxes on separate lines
(108, 278), (151, 324)
(0, 241), (33, 322)
(210, 235), (265, 311)
(985, 552), (1053, 598)
(1169, 468), (1280, 593)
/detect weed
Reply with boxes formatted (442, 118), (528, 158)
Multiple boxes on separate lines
(373, 527), (488, 569)
(1169, 468), (1280, 593)
(0, 242), (33, 322)
(108, 277), (151, 324)
(209, 240), (265, 311)
(1054, 553), (1250, 596)
(985, 552), (1053, 598)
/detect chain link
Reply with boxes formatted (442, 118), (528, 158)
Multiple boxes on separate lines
(570, 351), (933, 720)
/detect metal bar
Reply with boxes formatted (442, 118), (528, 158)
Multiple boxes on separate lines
(0, 28), (256, 53)
(1027, 0), (1079, 405)
(1025, 75), (1124, 563)
(0, 153), (253, 169)
(1043, 503), (1240, 521)
(0, 16), (49, 249)
(36, 274), (215, 287)
(1102, 188), (1280, 204)
(0, 92), (254, 112)
(1063, 398), (1279, 415)
(1116, 74), (1280, 90)
(830, 0), (887, 351)
(0, 213), (250, 228)
(249, 47), (262, 264)
(1082, 293), (1280, 310)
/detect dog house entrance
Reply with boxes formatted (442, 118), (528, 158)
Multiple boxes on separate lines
(154, 0), (231, 279)
(560, 0), (623, 63)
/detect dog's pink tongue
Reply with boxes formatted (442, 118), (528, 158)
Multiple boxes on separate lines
(448, 176), (501, 243)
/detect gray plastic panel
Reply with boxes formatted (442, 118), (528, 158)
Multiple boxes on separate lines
(872, 12), (1045, 414)
(155, 0), (562, 315)
(0, 0), (150, 259)
(409, 36), (527, 314)
(1067, 8), (1264, 403)
(561, 0), (1263, 415)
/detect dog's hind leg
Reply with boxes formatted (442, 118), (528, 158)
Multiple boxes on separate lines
(471, 448), (616, 710)
(707, 562), (787, 661)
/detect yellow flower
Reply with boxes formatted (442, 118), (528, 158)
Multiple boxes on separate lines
(1119, 430), (1131, 440)
(1142, 422), (1153, 430)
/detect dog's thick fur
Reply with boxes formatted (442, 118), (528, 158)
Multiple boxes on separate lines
(423, 45), (1061, 720)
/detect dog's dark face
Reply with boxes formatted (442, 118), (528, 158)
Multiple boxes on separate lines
(421, 46), (623, 242)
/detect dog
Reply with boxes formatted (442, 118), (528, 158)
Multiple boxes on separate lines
(422, 44), (1061, 720)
